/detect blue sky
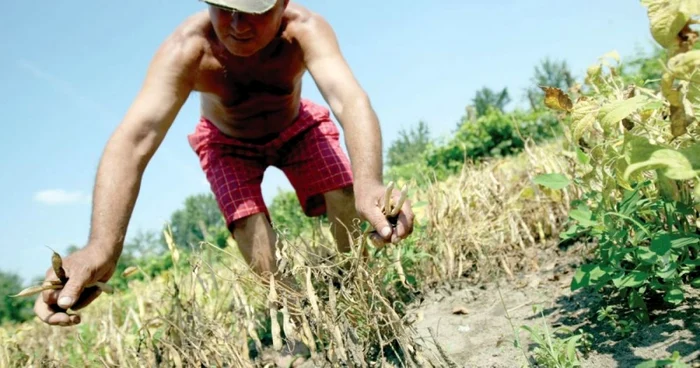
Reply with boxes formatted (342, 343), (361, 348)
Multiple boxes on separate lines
(1, 0), (655, 284)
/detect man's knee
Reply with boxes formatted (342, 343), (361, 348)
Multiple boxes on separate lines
(232, 212), (271, 238)
(323, 185), (356, 214)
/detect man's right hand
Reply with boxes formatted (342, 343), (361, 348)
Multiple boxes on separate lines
(34, 245), (118, 326)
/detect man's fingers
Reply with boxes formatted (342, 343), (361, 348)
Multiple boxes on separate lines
(34, 297), (81, 326)
(43, 289), (61, 305)
(43, 286), (100, 311)
(369, 232), (390, 251)
(70, 286), (102, 311)
(366, 207), (393, 240)
(395, 213), (413, 240)
(395, 199), (414, 239)
(56, 270), (91, 310)
(41, 270), (61, 304)
(369, 232), (389, 245)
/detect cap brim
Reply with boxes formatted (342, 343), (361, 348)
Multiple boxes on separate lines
(201, 0), (276, 14)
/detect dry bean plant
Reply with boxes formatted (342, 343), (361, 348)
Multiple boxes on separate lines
(1, 139), (574, 367)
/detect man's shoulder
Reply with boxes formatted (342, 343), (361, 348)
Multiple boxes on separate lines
(153, 11), (210, 69)
(284, 3), (334, 43)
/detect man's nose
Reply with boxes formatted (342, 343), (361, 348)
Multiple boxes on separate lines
(230, 12), (251, 33)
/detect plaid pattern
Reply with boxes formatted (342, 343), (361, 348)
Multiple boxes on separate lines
(188, 99), (354, 231)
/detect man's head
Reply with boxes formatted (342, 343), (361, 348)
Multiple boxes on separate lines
(204, 0), (289, 57)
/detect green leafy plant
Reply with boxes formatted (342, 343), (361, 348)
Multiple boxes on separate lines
(562, 180), (700, 322)
(540, 0), (700, 323)
(519, 305), (586, 368)
(596, 305), (639, 338)
(635, 351), (690, 368)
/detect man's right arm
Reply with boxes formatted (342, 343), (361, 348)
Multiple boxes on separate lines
(87, 33), (200, 262)
(35, 30), (202, 326)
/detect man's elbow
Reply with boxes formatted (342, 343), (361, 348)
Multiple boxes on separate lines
(106, 123), (163, 172)
(353, 92), (371, 108)
(333, 90), (372, 119)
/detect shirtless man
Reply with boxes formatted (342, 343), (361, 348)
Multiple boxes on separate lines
(34, 0), (414, 327)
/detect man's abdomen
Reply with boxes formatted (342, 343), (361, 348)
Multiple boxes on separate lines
(200, 89), (302, 141)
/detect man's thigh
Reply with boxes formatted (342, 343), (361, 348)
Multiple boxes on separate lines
(194, 144), (269, 232)
(278, 117), (354, 217)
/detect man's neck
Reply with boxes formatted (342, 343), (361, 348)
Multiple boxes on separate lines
(213, 30), (286, 64)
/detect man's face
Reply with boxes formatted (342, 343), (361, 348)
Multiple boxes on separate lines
(208, 0), (287, 57)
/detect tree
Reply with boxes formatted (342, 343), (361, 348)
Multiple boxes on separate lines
(124, 229), (164, 258)
(471, 87), (511, 117)
(386, 121), (431, 168)
(268, 190), (320, 237)
(164, 193), (229, 249)
(0, 270), (34, 324)
(525, 58), (574, 110)
(620, 45), (667, 89)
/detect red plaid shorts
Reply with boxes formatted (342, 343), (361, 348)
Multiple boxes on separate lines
(187, 99), (354, 231)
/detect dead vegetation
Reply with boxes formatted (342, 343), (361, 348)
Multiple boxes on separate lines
(1, 140), (576, 367)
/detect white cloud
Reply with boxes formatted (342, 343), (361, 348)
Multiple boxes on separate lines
(34, 189), (91, 206)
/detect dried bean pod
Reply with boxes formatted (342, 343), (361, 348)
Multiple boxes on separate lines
(383, 181), (395, 216)
(390, 185), (409, 217)
(11, 283), (62, 298)
(48, 247), (67, 283)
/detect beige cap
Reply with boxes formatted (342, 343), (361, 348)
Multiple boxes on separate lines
(201, 0), (276, 14)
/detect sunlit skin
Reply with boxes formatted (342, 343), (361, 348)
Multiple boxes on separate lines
(33, 0), (414, 328)
(208, 2), (287, 57)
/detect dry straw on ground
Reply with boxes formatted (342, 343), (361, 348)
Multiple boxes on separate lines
(0, 139), (574, 367)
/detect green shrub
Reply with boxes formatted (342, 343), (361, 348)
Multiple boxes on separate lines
(424, 108), (561, 177)
(0, 271), (34, 324)
(268, 190), (324, 237)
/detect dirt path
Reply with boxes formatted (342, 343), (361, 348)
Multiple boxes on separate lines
(407, 248), (700, 368)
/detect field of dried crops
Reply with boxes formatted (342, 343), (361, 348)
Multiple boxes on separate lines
(4, 137), (697, 367)
(0, 138), (581, 367)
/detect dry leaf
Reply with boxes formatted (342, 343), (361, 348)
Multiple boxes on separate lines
(540, 86), (573, 112)
(673, 93), (696, 137)
(641, 0), (691, 50)
(678, 22), (699, 53)
(671, 105), (689, 137)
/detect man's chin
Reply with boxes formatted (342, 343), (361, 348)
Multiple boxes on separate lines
(225, 42), (262, 57)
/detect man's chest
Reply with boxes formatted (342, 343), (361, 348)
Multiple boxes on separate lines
(196, 45), (306, 104)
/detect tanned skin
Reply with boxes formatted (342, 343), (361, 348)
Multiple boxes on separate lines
(34, 0), (414, 327)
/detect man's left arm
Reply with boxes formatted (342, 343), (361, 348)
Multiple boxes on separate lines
(297, 14), (413, 244)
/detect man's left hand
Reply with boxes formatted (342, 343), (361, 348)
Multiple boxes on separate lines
(355, 181), (414, 246)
